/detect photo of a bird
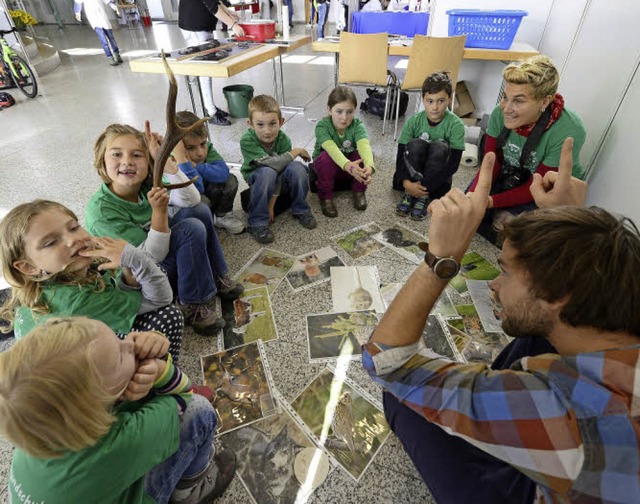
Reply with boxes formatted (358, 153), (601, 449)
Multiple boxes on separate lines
(331, 391), (356, 453)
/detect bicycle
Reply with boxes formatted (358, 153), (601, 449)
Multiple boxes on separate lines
(0, 28), (38, 98)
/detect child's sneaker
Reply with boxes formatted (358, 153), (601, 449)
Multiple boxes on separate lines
(177, 302), (225, 335)
(169, 449), (237, 504)
(396, 194), (415, 216)
(217, 273), (244, 300)
(295, 212), (318, 229)
(411, 197), (429, 221)
(248, 225), (275, 244)
(214, 212), (245, 235)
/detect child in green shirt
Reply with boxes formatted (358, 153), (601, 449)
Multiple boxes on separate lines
(240, 94), (317, 244)
(312, 85), (375, 218)
(1, 316), (236, 504)
(393, 72), (465, 220)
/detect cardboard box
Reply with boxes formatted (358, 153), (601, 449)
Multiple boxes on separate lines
(461, 117), (478, 126)
(454, 81), (475, 118)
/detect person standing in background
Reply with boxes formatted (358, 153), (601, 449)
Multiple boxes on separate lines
(74, 0), (123, 66)
(178, 0), (246, 126)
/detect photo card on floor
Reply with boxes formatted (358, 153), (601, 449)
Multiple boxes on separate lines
(372, 223), (425, 265)
(201, 340), (277, 434)
(286, 246), (346, 292)
(422, 314), (458, 361)
(380, 282), (460, 319)
(221, 389), (332, 504)
(290, 367), (391, 481)
(448, 305), (511, 364)
(466, 279), (504, 333)
(332, 222), (384, 259)
(306, 310), (379, 363)
(449, 252), (500, 296)
(331, 266), (384, 314)
(234, 247), (295, 295)
(219, 286), (278, 351)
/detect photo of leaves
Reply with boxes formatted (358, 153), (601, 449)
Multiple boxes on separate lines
(201, 341), (277, 434)
(332, 222), (384, 259)
(306, 310), (379, 363)
(290, 368), (390, 481)
(466, 280), (504, 333)
(331, 266), (384, 314)
(449, 252), (500, 296)
(221, 400), (330, 504)
(234, 248), (295, 295)
(286, 246), (346, 292)
(220, 286), (278, 350)
(448, 305), (511, 364)
(372, 223), (424, 264)
(422, 314), (458, 361)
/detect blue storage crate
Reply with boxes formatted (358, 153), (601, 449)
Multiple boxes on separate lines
(446, 9), (528, 50)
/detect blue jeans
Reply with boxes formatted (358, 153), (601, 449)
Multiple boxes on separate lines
(317, 2), (328, 38)
(384, 337), (556, 504)
(247, 162), (311, 228)
(95, 27), (119, 58)
(283, 0), (294, 25)
(144, 395), (217, 504)
(161, 203), (228, 304)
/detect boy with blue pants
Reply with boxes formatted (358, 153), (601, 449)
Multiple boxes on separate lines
(240, 95), (317, 244)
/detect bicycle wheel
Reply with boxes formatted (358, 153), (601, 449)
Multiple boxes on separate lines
(9, 55), (37, 98)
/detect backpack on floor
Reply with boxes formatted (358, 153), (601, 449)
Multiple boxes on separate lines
(360, 87), (409, 120)
(0, 92), (15, 110)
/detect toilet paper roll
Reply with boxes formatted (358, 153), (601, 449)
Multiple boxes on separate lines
(462, 143), (478, 167)
(464, 125), (482, 146)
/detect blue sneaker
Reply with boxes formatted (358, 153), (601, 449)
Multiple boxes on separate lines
(295, 212), (318, 229)
(248, 225), (274, 244)
(396, 194), (415, 216)
(411, 197), (428, 221)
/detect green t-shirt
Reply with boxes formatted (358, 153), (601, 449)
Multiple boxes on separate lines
(13, 270), (141, 339)
(240, 129), (292, 181)
(206, 142), (224, 163)
(487, 105), (586, 179)
(85, 183), (153, 247)
(397, 109), (465, 150)
(312, 117), (369, 159)
(8, 396), (181, 504)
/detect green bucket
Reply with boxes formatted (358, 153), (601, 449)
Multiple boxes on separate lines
(222, 84), (254, 118)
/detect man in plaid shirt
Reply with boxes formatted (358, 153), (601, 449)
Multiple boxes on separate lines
(363, 139), (639, 504)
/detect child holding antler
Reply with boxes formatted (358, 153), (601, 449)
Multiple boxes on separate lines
(0, 200), (185, 362)
(85, 123), (243, 335)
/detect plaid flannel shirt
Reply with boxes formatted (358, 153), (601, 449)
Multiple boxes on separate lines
(362, 341), (640, 503)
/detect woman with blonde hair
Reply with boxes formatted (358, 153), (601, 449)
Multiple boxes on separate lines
(0, 317), (236, 504)
(467, 55), (586, 243)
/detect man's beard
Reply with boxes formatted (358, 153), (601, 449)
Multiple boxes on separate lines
(500, 295), (553, 340)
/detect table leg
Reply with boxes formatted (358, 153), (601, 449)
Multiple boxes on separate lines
(279, 54), (286, 105)
(275, 52), (304, 113)
(334, 53), (339, 87)
(185, 76), (197, 113)
(272, 57), (280, 102)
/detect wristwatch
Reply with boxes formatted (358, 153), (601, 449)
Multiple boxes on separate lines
(418, 242), (460, 280)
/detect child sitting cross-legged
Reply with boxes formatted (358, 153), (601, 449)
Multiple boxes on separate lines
(0, 200), (185, 363)
(85, 123), (243, 335)
(0, 316), (236, 504)
(174, 110), (245, 235)
(312, 85), (375, 218)
(240, 94), (317, 244)
(392, 72), (465, 220)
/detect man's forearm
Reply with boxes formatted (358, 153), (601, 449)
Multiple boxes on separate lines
(371, 263), (447, 346)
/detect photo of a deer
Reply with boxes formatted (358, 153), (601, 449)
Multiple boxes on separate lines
(153, 51), (208, 190)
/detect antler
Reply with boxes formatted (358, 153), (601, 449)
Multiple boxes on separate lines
(153, 50), (209, 189)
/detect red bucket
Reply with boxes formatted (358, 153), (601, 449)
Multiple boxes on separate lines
(237, 20), (276, 43)
(142, 16), (152, 27)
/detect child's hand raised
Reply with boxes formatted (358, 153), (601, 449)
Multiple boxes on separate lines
(148, 187), (169, 214)
(129, 330), (170, 360)
(79, 236), (128, 270)
(121, 358), (163, 401)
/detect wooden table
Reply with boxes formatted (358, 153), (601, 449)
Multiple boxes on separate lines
(312, 40), (539, 85)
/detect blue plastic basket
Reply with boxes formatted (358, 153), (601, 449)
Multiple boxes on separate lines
(446, 9), (528, 50)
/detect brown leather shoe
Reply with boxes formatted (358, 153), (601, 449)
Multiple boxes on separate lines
(320, 199), (338, 218)
(353, 192), (367, 210)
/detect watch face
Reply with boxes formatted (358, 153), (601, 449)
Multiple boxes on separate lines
(434, 258), (459, 279)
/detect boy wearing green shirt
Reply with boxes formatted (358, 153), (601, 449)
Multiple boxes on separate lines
(240, 94), (317, 244)
(393, 72), (465, 220)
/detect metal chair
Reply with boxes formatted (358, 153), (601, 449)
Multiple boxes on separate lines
(338, 31), (396, 135)
(393, 35), (467, 140)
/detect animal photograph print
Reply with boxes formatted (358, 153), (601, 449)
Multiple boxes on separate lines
(449, 252), (500, 296)
(286, 247), (346, 292)
(234, 248), (295, 295)
(332, 222), (385, 259)
(220, 286), (278, 350)
(201, 341), (276, 434)
(372, 224), (424, 264)
(449, 305), (511, 364)
(290, 368), (390, 481)
(330, 266), (384, 314)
